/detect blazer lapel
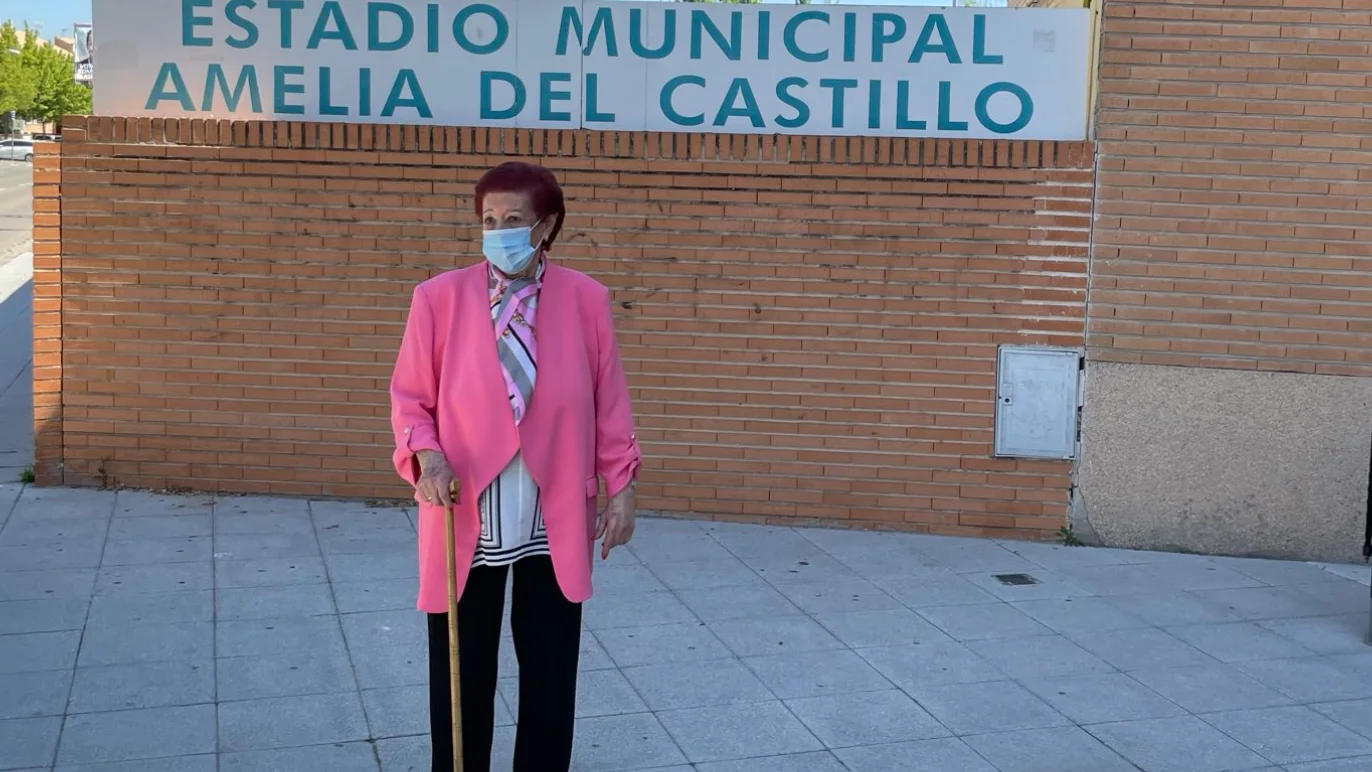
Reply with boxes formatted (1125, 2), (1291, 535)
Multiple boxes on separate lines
(461, 263), (519, 438)
(525, 263), (565, 426)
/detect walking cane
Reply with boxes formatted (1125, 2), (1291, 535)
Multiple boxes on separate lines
(444, 479), (464, 771)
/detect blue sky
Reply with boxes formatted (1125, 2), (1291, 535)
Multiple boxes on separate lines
(7, 0), (90, 38)
(11, 0), (990, 40)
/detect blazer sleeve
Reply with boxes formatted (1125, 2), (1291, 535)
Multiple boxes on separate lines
(592, 287), (642, 498)
(390, 284), (445, 487)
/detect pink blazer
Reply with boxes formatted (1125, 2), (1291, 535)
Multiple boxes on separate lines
(389, 262), (641, 613)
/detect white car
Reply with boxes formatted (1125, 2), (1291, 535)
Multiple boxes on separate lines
(0, 139), (34, 162)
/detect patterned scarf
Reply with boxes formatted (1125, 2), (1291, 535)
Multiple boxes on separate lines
(490, 258), (545, 425)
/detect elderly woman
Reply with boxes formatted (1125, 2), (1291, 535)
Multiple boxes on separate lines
(389, 161), (642, 772)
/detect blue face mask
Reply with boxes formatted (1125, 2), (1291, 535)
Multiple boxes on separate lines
(482, 221), (542, 276)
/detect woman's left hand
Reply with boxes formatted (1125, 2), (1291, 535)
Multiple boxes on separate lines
(597, 484), (636, 560)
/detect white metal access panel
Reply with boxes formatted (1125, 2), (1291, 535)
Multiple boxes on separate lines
(994, 345), (1082, 460)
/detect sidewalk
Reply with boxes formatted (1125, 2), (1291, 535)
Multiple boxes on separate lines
(0, 486), (1369, 771)
(0, 251), (32, 483)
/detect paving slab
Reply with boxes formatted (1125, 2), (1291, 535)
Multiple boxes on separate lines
(0, 715), (62, 769)
(658, 700), (822, 762)
(55, 756), (218, 772)
(569, 712), (686, 769)
(809, 606), (952, 648)
(1022, 672), (1189, 724)
(0, 598), (90, 634)
(96, 563), (213, 595)
(215, 556), (330, 589)
(217, 616), (347, 659)
(216, 649), (356, 702)
(708, 614), (844, 658)
(905, 679), (1071, 735)
(348, 644), (429, 690)
(595, 621), (731, 667)
(0, 541), (103, 571)
(0, 669), (72, 719)
(583, 589), (696, 630)
(963, 726), (1138, 772)
(835, 738), (999, 772)
(56, 704), (216, 765)
(857, 640), (1005, 689)
(1311, 698), (1372, 742)
(966, 634), (1114, 680)
(0, 630), (81, 673)
(77, 621), (213, 667)
(0, 487), (1369, 770)
(742, 648), (891, 700)
(695, 752), (845, 772)
(216, 583), (336, 620)
(219, 742), (379, 772)
(622, 658), (774, 710)
(1128, 663), (1294, 714)
(1085, 715), (1271, 772)
(0, 567), (97, 602)
(217, 692), (370, 753)
(1201, 705), (1372, 765)
(359, 684), (430, 739)
(1285, 759), (1372, 772)
(67, 660), (213, 714)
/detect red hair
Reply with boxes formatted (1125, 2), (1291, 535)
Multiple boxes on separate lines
(474, 162), (566, 248)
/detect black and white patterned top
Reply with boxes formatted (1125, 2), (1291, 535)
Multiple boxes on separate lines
(472, 263), (551, 568)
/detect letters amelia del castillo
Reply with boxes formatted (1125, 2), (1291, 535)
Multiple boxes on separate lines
(142, 0), (1057, 135)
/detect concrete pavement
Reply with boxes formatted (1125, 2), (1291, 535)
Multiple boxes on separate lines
(0, 486), (1368, 771)
(0, 161), (33, 267)
(0, 252), (31, 483)
(0, 158), (32, 482)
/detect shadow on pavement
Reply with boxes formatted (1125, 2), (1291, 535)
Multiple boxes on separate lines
(0, 276), (33, 481)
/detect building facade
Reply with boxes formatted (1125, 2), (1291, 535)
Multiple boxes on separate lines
(1079, 0), (1372, 562)
(30, 0), (1372, 563)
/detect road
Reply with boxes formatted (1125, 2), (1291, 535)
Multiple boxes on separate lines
(0, 159), (32, 480)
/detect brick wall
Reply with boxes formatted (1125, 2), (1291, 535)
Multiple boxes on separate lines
(1091, 0), (1372, 376)
(37, 116), (1092, 538)
(33, 145), (61, 485)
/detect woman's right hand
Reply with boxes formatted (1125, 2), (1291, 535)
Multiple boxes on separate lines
(415, 450), (457, 507)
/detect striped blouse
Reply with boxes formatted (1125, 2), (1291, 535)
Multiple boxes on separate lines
(472, 262), (549, 568)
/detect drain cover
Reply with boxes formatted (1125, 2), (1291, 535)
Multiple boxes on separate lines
(994, 573), (1040, 586)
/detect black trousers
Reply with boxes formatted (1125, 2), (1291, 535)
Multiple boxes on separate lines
(427, 556), (582, 772)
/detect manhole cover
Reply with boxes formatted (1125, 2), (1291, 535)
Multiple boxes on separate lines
(994, 573), (1040, 586)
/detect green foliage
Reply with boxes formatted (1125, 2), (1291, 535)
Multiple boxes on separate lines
(27, 42), (92, 124)
(0, 21), (91, 128)
(0, 23), (36, 118)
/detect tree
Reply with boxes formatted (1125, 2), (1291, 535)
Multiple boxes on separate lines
(24, 34), (91, 125)
(0, 23), (37, 119)
(0, 21), (91, 129)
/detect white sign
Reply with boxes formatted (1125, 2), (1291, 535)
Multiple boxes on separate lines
(91, 0), (1091, 139)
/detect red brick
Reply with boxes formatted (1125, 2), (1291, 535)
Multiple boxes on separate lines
(32, 120), (1092, 539)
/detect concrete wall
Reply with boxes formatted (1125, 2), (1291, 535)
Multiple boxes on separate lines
(1081, 0), (1372, 560)
(1077, 361), (1371, 563)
